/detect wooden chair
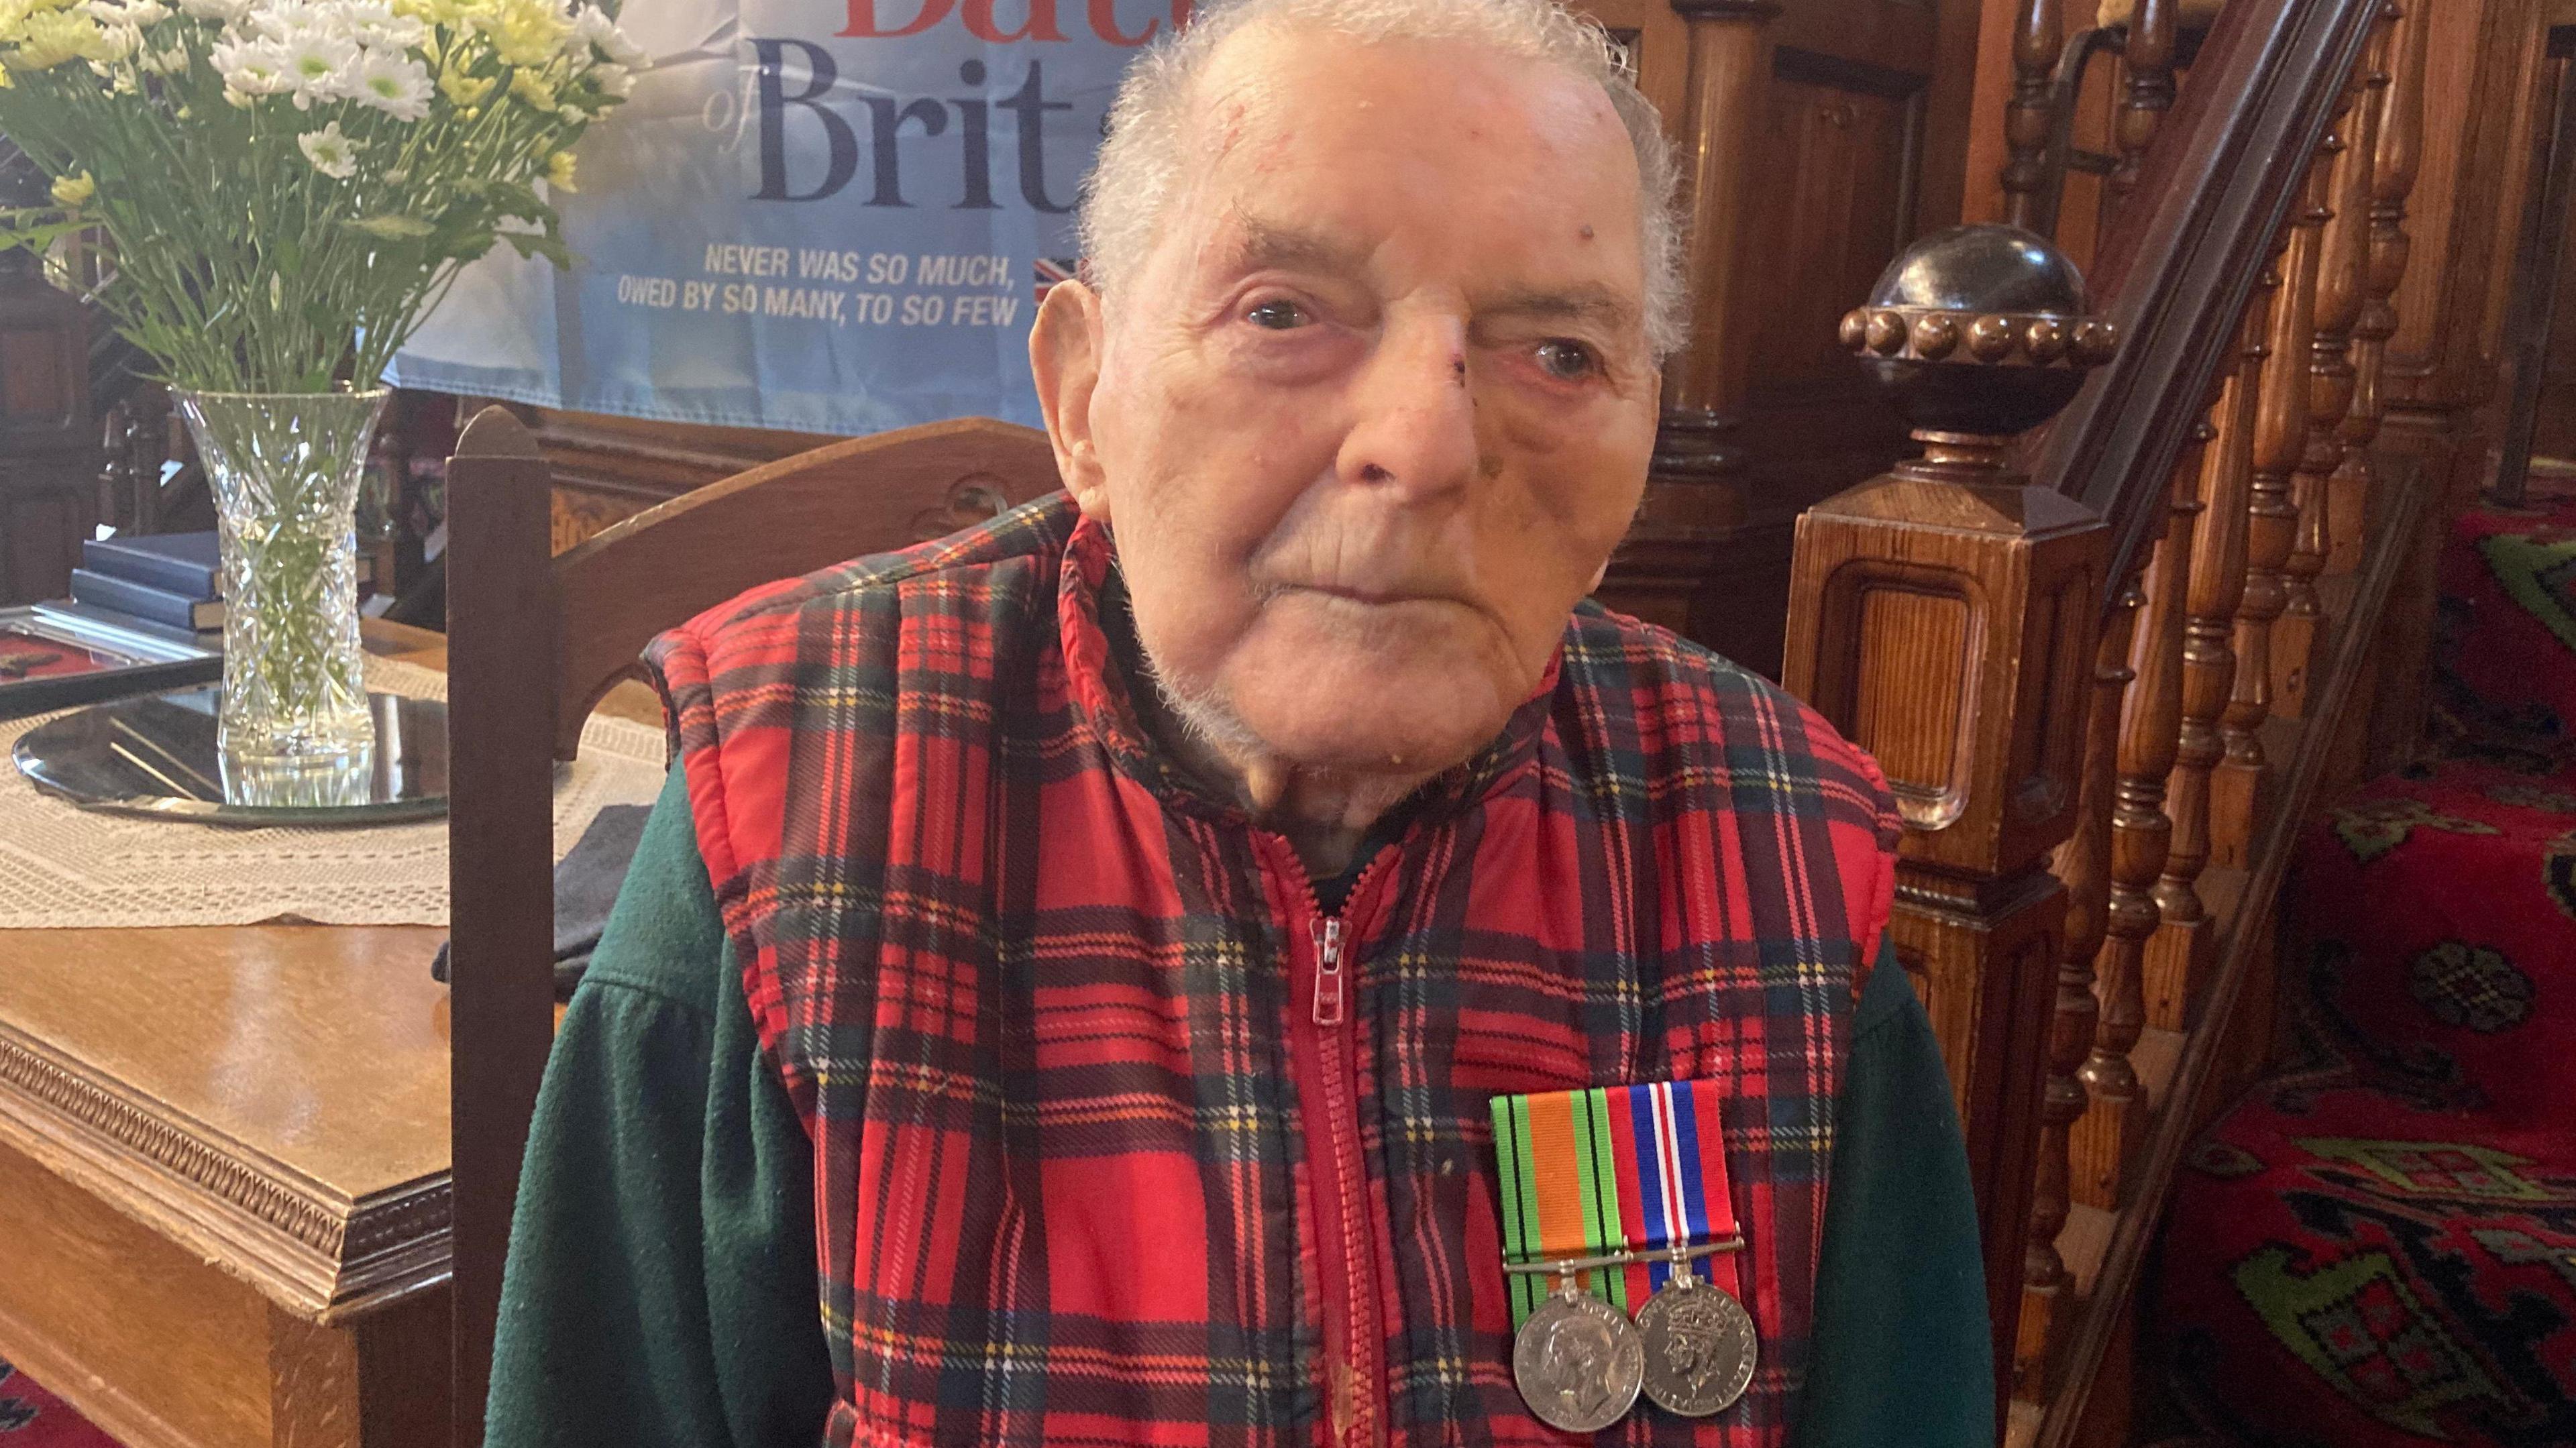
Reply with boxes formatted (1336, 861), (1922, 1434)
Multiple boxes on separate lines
(441, 406), (1061, 1447)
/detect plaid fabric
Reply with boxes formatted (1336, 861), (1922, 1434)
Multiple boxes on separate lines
(648, 494), (1900, 1448)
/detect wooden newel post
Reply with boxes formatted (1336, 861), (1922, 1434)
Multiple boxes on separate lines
(1780, 225), (2116, 1410)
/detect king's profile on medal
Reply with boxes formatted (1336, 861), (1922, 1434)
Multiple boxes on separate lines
(482, 0), (1996, 1444)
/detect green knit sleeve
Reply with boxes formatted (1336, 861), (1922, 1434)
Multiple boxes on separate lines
(485, 767), (833, 1448)
(1790, 940), (1996, 1448)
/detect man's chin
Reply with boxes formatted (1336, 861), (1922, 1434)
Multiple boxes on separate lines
(1226, 673), (1521, 777)
(1173, 613), (1543, 775)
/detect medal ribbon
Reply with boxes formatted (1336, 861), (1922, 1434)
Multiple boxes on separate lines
(1491, 1080), (1741, 1329)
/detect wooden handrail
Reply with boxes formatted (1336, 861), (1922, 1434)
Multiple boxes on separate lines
(2028, 0), (2390, 598)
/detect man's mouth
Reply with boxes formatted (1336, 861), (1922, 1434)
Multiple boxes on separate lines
(1287, 582), (1464, 608)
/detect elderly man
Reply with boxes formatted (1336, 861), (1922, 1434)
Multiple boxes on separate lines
(486, 0), (1990, 1443)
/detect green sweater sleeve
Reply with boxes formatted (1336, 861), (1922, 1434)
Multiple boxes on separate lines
(490, 780), (1986, 1447)
(485, 767), (833, 1448)
(1790, 942), (1996, 1448)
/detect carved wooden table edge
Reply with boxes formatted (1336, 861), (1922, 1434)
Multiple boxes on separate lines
(0, 1015), (449, 1326)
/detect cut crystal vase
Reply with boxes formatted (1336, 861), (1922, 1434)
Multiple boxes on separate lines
(177, 387), (388, 802)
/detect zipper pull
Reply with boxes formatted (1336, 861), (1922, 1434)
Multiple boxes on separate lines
(1311, 916), (1346, 1026)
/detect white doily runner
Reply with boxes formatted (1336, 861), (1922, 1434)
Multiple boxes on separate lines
(0, 655), (672, 929)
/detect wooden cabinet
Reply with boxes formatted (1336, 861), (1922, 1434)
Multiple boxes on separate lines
(0, 254), (95, 607)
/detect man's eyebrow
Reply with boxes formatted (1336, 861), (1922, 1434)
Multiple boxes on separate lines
(1222, 217), (1372, 276)
(1479, 284), (1641, 332)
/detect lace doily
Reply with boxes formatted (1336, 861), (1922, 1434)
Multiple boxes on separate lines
(0, 656), (671, 929)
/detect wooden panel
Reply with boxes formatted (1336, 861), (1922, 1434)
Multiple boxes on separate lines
(0, 480), (92, 606)
(1852, 582), (1974, 804)
(0, 326), (70, 420)
(0, 1131), (274, 1448)
(1752, 52), (1927, 394)
(549, 484), (651, 555)
(1770, 0), (1938, 74)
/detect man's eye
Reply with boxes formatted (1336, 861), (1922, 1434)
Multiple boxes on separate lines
(1536, 339), (1600, 380)
(1245, 299), (1310, 330)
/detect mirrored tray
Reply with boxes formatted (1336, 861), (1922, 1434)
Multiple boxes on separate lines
(13, 686), (449, 826)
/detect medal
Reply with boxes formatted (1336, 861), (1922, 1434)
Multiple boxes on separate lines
(1635, 1251), (1757, 1416)
(1512, 1267), (1644, 1434)
(1492, 1080), (1759, 1427)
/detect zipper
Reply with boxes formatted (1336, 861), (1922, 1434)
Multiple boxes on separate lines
(1312, 917), (1346, 1025)
(1276, 842), (1392, 1448)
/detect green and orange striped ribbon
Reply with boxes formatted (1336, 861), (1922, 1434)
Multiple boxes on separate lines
(1490, 1086), (1631, 1327)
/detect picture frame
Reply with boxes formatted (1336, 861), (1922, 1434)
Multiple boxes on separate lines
(0, 603), (222, 721)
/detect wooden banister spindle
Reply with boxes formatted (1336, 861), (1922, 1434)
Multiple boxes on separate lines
(2003, 0), (2062, 232)
(1786, 228), (2115, 1422)
(2213, 145), (2333, 869)
(2333, 0), (2427, 579)
(2110, 0), (2180, 203)
(2149, 290), (2274, 1029)
(2276, 65), (2379, 721)
(2017, 559), (2142, 1403)
(2071, 421), (2210, 1210)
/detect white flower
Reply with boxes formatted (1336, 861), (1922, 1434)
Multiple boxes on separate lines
(278, 29), (354, 106)
(176, 0), (248, 18)
(331, 0), (422, 48)
(138, 40), (189, 73)
(210, 34), (290, 92)
(82, 0), (169, 27)
(348, 47), (425, 117)
(586, 59), (629, 97)
(297, 118), (358, 177)
(569, 3), (639, 66)
(246, 1), (323, 41)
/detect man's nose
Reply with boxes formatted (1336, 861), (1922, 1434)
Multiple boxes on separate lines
(1335, 316), (1481, 500)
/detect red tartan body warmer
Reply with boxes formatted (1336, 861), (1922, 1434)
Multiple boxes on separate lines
(647, 496), (1900, 1448)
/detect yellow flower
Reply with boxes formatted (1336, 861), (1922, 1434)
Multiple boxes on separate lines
(10, 7), (110, 67)
(506, 64), (553, 111)
(485, 0), (567, 66)
(0, 62), (13, 86)
(49, 170), (93, 207)
(436, 63), (491, 105)
(544, 148), (575, 192)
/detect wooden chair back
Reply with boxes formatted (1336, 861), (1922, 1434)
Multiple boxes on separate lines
(441, 406), (1061, 1447)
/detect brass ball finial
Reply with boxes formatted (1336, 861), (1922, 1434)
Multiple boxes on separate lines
(1837, 224), (2117, 437)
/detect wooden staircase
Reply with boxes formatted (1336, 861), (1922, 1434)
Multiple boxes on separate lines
(1770, 0), (2558, 1441)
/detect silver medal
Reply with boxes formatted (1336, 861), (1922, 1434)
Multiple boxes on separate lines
(1633, 1259), (1757, 1418)
(1511, 1272), (1645, 1434)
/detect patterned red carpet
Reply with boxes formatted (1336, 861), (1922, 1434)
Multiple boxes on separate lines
(0, 1362), (117, 1446)
(2158, 475), (2576, 1448)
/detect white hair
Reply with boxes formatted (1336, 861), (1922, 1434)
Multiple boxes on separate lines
(1076, 0), (1689, 361)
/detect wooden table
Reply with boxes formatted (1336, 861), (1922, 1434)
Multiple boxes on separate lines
(0, 621), (657, 1448)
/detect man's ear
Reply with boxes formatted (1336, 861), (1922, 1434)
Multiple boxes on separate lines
(1030, 279), (1111, 522)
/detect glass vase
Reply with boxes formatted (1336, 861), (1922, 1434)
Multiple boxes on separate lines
(178, 387), (388, 799)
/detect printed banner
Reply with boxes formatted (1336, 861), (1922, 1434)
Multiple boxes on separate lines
(386, 0), (1185, 434)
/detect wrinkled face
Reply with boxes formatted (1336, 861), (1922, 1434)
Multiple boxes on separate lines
(1039, 27), (1660, 775)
